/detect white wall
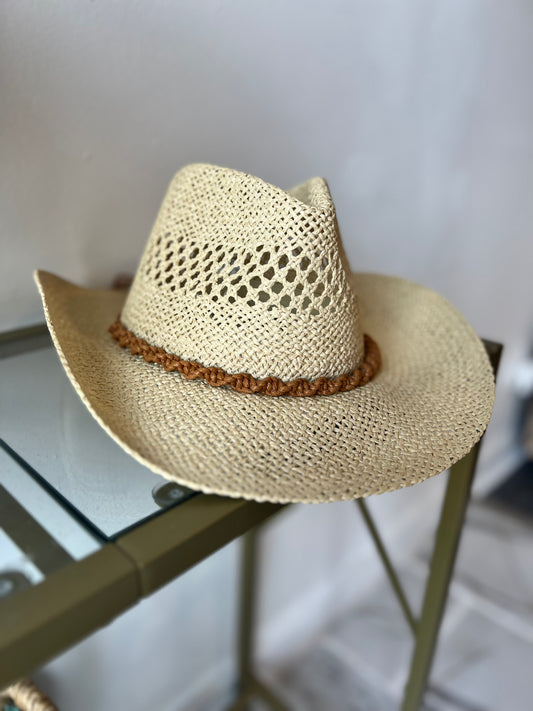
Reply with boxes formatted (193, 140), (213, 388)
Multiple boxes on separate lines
(2, 2), (533, 708)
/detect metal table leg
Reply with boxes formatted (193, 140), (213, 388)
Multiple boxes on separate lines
(238, 528), (257, 693)
(400, 445), (480, 710)
(357, 446), (485, 711)
(356, 498), (418, 636)
(228, 527), (290, 711)
(400, 340), (502, 710)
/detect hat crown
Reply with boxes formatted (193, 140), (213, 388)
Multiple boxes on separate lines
(121, 164), (364, 381)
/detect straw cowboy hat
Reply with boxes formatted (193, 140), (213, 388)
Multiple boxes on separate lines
(35, 164), (495, 503)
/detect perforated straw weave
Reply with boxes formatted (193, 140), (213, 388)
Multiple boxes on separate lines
(34, 164), (496, 504)
(121, 164), (364, 382)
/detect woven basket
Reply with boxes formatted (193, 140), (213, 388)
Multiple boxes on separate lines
(1, 680), (58, 711)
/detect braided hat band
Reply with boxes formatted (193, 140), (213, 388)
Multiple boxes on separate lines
(109, 319), (381, 397)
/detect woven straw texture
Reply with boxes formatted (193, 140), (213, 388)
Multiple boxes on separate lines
(1, 679), (58, 711)
(122, 164), (364, 381)
(35, 261), (495, 503)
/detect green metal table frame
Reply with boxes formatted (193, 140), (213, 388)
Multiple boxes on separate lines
(229, 339), (502, 711)
(0, 492), (283, 689)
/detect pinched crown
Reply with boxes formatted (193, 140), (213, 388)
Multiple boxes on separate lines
(120, 164), (365, 382)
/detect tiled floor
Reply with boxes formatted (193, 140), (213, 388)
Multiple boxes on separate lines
(256, 500), (533, 711)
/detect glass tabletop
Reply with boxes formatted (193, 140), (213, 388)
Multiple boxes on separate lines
(0, 445), (100, 598)
(0, 328), (197, 547)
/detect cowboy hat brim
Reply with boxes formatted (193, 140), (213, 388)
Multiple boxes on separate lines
(34, 269), (495, 504)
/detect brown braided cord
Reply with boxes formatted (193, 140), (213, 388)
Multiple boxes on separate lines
(109, 319), (381, 397)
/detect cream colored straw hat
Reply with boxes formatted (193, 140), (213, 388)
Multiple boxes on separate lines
(35, 164), (495, 503)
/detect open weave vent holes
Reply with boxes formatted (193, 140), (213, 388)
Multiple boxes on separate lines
(147, 235), (337, 316)
(121, 165), (364, 381)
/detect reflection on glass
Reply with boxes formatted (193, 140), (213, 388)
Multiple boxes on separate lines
(1, 339), (197, 539)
